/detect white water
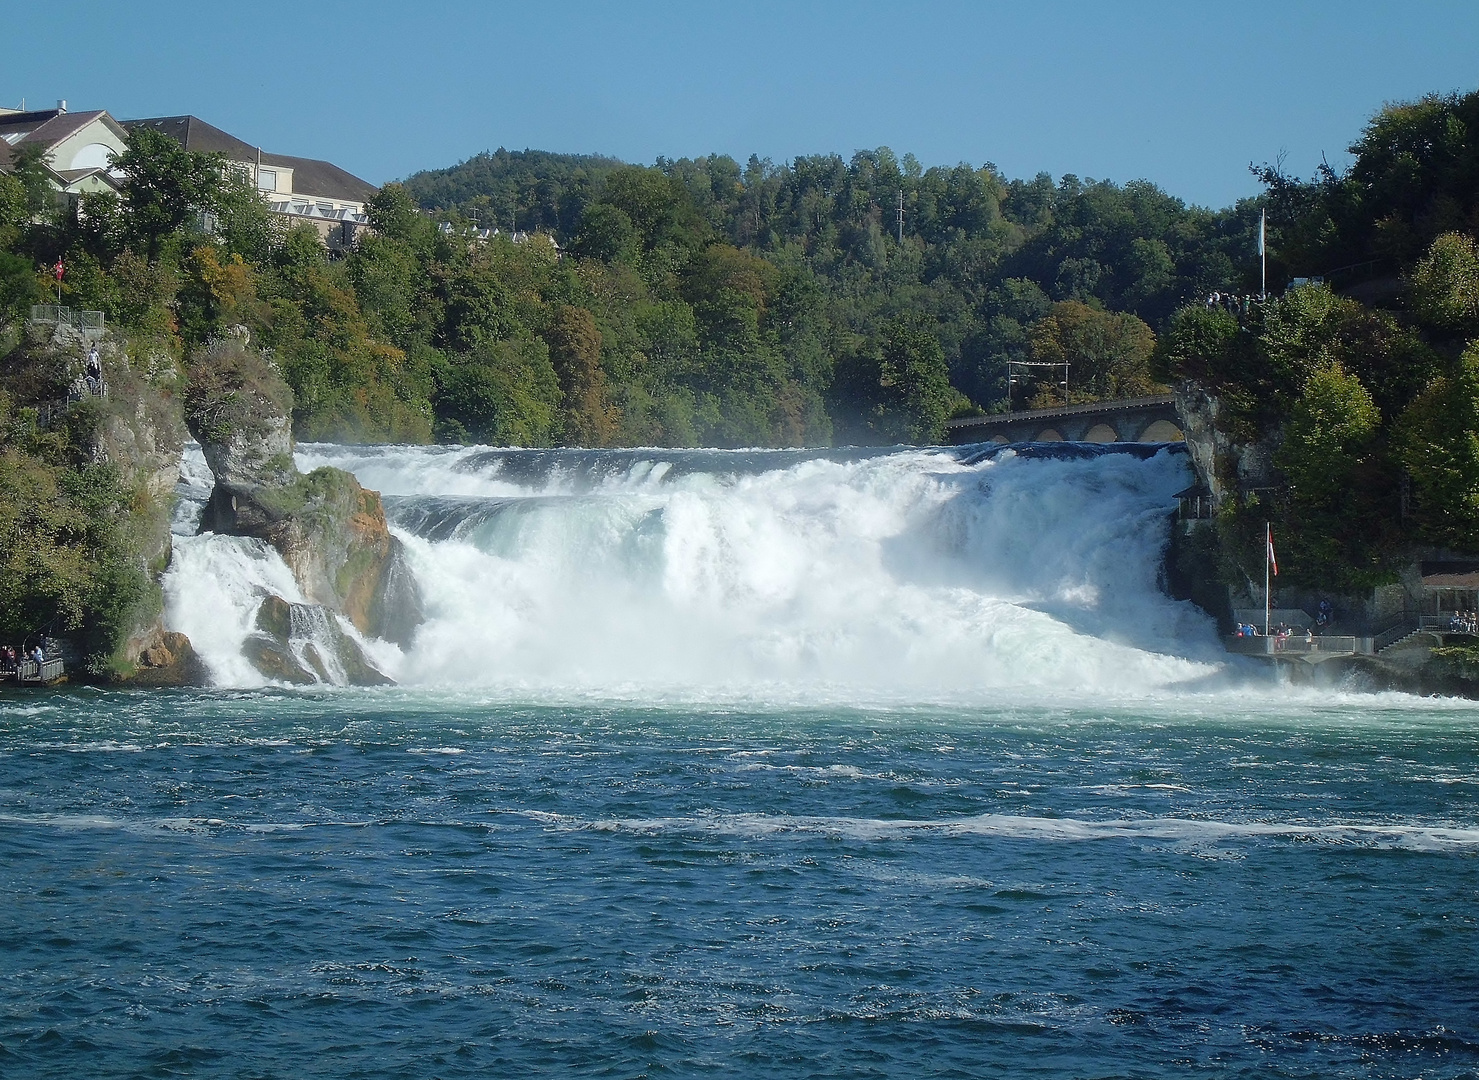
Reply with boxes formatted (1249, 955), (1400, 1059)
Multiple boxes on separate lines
(164, 442), (1231, 698)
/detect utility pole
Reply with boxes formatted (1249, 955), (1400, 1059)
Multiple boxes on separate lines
(896, 190), (904, 244)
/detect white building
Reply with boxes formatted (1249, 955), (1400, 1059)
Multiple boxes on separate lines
(0, 101), (130, 198)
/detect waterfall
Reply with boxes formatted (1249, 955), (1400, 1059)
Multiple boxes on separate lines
(165, 442), (1224, 697)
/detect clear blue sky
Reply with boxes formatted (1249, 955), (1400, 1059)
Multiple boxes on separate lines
(6, 1), (1478, 209)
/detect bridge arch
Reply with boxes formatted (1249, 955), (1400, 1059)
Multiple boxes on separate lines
(1083, 423), (1118, 443)
(1036, 428), (1064, 442)
(1139, 419), (1184, 442)
(989, 434), (1010, 444)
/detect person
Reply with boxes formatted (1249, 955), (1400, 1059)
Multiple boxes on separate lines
(30, 643), (44, 667)
(85, 347), (102, 394)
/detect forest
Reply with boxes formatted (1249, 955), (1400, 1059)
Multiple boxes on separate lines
(4, 129), (1267, 453)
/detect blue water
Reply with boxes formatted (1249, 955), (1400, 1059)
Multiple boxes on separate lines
(3, 689), (1479, 1078)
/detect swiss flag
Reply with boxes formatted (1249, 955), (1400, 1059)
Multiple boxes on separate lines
(1266, 524), (1278, 577)
(53, 257), (64, 282)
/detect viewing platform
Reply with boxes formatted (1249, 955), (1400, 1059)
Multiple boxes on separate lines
(0, 657), (66, 685)
(1224, 634), (1369, 662)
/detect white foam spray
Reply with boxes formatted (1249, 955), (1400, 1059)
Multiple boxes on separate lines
(163, 442), (1226, 697)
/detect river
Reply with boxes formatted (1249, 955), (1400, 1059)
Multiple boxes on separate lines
(1, 443), (1475, 1077)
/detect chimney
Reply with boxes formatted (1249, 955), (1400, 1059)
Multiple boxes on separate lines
(56, 99), (66, 113)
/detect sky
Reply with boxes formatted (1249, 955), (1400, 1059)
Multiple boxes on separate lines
(5, 1), (1479, 209)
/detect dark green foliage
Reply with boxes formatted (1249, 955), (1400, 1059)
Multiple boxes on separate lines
(112, 127), (222, 259)
(1274, 365), (1399, 588)
(1395, 344), (1479, 549)
(833, 315), (956, 444)
(398, 144), (1270, 441)
(0, 392), (152, 666)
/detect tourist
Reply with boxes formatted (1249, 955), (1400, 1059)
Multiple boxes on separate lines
(85, 347), (102, 394)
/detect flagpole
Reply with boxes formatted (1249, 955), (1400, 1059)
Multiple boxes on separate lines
(1259, 209), (1267, 299)
(1265, 521), (1271, 636)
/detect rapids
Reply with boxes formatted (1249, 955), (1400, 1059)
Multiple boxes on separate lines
(164, 441), (1227, 697)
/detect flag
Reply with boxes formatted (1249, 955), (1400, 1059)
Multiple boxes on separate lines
(1267, 523), (1278, 576)
(53, 257), (64, 282)
(1257, 210), (1266, 257)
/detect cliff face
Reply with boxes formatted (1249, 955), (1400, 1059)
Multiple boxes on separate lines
(185, 338), (424, 653)
(1175, 381), (1281, 503)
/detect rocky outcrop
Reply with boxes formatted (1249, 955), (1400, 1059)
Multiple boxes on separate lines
(1175, 380), (1282, 505)
(185, 337), (424, 648)
(242, 594), (392, 686)
(113, 620), (208, 687)
(199, 469), (423, 646)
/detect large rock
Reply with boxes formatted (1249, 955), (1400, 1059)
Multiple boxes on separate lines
(114, 621), (209, 686)
(199, 468), (423, 646)
(244, 594), (392, 686)
(185, 338), (424, 647)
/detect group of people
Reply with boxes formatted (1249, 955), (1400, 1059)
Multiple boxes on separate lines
(1233, 622), (1320, 651)
(1448, 611), (1479, 634)
(0, 643), (49, 671)
(1203, 291), (1262, 315)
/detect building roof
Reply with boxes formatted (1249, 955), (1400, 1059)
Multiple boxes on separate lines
(122, 115), (258, 159)
(0, 108), (62, 144)
(123, 115), (378, 204)
(261, 152), (376, 203)
(20, 110), (113, 149)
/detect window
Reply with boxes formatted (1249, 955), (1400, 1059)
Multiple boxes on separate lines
(256, 168), (277, 192)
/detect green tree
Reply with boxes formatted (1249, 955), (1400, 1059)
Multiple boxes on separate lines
(1409, 231), (1479, 332)
(1395, 343), (1479, 549)
(1274, 364), (1396, 584)
(1027, 300), (1158, 404)
(112, 127), (222, 259)
(545, 304), (618, 445)
(435, 339), (562, 446)
(835, 315), (955, 444)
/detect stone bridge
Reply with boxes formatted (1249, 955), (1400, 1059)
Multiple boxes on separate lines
(944, 394), (1183, 445)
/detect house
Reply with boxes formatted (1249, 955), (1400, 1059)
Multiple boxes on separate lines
(0, 101), (129, 198)
(122, 115), (377, 249)
(1, 100), (380, 249)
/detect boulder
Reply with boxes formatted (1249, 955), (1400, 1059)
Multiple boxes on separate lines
(244, 594), (393, 687)
(200, 468), (424, 646)
(115, 622), (209, 687)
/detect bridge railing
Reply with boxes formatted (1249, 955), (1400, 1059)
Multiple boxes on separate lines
(944, 394), (1177, 430)
(29, 305), (105, 337)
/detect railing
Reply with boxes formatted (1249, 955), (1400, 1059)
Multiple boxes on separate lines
(944, 394), (1177, 429)
(1177, 495), (1215, 520)
(3, 657), (65, 683)
(1420, 613), (1479, 634)
(1225, 634), (1365, 656)
(29, 305), (105, 336)
(1371, 621), (1417, 652)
